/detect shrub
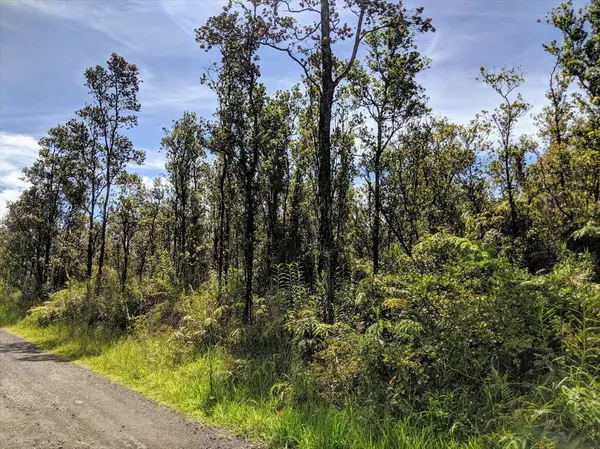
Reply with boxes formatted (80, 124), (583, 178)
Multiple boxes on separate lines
(26, 282), (87, 327)
(0, 279), (24, 325)
(26, 271), (131, 330)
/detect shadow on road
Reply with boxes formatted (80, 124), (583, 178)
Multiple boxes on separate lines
(0, 341), (67, 362)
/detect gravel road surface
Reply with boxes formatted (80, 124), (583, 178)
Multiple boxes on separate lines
(0, 329), (253, 449)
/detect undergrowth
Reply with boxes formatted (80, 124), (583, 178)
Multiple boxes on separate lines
(2, 236), (599, 449)
(3, 321), (481, 449)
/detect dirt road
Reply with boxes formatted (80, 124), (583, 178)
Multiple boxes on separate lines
(0, 329), (252, 449)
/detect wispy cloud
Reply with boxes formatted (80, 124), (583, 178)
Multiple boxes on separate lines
(141, 82), (216, 111)
(159, 0), (227, 39)
(0, 0), (578, 212)
(10, 0), (204, 56)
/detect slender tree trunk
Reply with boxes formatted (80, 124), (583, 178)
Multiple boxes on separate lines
(173, 193), (179, 272)
(97, 164), (111, 287)
(243, 19), (260, 324)
(42, 231), (52, 294)
(288, 169), (302, 263)
(373, 121), (382, 275)
(318, 0), (335, 324)
(504, 147), (518, 237)
(86, 224), (94, 278)
(216, 156), (229, 301)
(138, 204), (158, 282)
(86, 184), (96, 279)
(243, 181), (255, 324)
(121, 234), (129, 291)
(35, 228), (44, 297)
(180, 186), (187, 281)
(266, 189), (279, 278)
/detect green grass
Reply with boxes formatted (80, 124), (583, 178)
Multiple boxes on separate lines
(2, 319), (484, 449)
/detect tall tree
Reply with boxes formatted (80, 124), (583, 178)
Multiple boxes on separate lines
(161, 112), (206, 281)
(0, 125), (82, 298)
(479, 67), (532, 239)
(83, 53), (144, 286)
(260, 90), (299, 279)
(197, 3), (267, 323)
(113, 173), (145, 291)
(65, 114), (103, 280)
(260, 0), (434, 322)
(543, 0), (600, 206)
(136, 177), (166, 283)
(532, 64), (578, 232)
(348, 21), (429, 274)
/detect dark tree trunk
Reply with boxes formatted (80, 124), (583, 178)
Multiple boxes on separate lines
(216, 156), (229, 300)
(504, 148), (518, 237)
(266, 186), (280, 279)
(97, 164), (111, 288)
(243, 182), (255, 324)
(121, 234), (129, 291)
(373, 121), (382, 275)
(86, 224), (94, 278)
(318, 0), (335, 324)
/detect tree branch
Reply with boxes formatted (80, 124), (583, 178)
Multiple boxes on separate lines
(260, 41), (319, 90)
(334, 8), (365, 87)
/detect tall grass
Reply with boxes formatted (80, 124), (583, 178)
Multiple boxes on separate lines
(1, 249), (598, 448)
(3, 319), (480, 449)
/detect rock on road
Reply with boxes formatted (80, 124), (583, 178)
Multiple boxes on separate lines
(0, 329), (253, 449)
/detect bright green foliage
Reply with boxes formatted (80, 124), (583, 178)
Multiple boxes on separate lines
(4, 242), (599, 447)
(2, 1), (600, 447)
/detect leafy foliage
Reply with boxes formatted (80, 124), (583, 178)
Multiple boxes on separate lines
(1, 1), (600, 447)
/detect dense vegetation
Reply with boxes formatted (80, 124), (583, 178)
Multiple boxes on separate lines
(1, 0), (599, 447)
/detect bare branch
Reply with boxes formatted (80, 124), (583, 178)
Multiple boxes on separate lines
(260, 41), (319, 90)
(334, 8), (365, 86)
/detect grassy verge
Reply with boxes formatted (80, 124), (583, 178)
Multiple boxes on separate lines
(2, 319), (482, 449)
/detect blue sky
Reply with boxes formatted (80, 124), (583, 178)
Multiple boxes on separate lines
(0, 0), (581, 216)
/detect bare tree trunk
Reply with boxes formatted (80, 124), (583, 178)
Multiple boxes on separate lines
(121, 235), (129, 291)
(216, 156), (229, 301)
(97, 162), (111, 289)
(504, 148), (518, 237)
(372, 121), (382, 275)
(318, 0), (335, 324)
(243, 182), (255, 324)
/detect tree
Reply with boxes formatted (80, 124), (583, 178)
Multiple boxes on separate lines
(543, 0), (600, 207)
(532, 64), (578, 234)
(382, 118), (483, 255)
(0, 124), (85, 298)
(53, 116), (102, 280)
(259, 89), (300, 279)
(113, 173), (145, 291)
(136, 177), (166, 283)
(260, 0), (435, 323)
(82, 53), (144, 287)
(479, 67), (532, 239)
(197, 3), (267, 323)
(161, 112), (206, 281)
(348, 22), (429, 274)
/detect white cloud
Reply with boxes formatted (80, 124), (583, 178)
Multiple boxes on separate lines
(141, 82), (216, 111)
(142, 153), (166, 171)
(140, 176), (156, 190)
(0, 189), (25, 220)
(10, 0), (219, 56)
(0, 131), (39, 217)
(159, 0), (227, 39)
(127, 151), (165, 174)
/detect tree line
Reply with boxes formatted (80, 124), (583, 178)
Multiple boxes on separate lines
(2, 0), (597, 320)
(1, 0), (599, 445)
